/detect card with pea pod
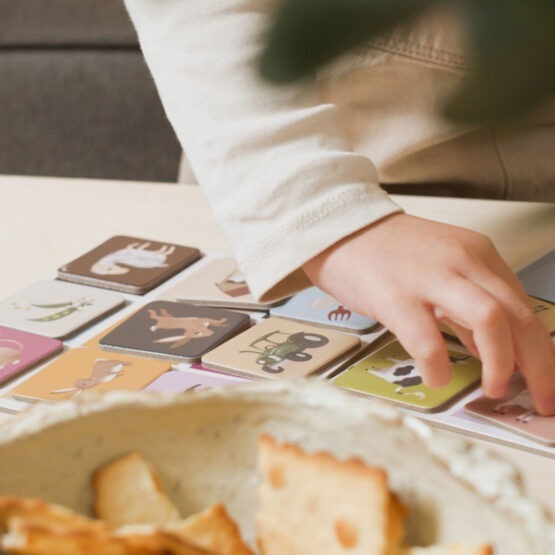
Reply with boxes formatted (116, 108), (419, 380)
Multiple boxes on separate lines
(0, 281), (126, 339)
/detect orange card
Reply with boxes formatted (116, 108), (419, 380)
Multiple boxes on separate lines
(10, 347), (170, 402)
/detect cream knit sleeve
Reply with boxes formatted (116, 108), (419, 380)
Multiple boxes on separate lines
(124, 0), (402, 301)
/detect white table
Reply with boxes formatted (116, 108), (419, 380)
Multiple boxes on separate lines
(1, 174), (554, 516)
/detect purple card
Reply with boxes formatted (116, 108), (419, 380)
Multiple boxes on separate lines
(0, 326), (63, 385)
(144, 366), (246, 393)
(464, 375), (555, 446)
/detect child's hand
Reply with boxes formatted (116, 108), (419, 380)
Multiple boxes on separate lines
(303, 213), (555, 415)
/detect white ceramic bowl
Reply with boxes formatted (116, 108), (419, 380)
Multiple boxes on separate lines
(0, 380), (553, 554)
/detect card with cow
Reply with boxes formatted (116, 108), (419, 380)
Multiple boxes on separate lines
(9, 347), (171, 403)
(201, 316), (361, 380)
(0, 326), (63, 386)
(99, 300), (251, 363)
(517, 249), (555, 303)
(269, 286), (378, 334)
(0, 281), (126, 340)
(331, 340), (482, 412)
(464, 375), (555, 446)
(144, 366), (246, 393)
(158, 257), (286, 309)
(58, 235), (201, 294)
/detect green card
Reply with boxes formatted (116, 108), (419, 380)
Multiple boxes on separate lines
(331, 341), (482, 412)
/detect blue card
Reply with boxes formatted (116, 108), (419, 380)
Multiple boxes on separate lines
(517, 250), (555, 303)
(270, 287), (378, 334)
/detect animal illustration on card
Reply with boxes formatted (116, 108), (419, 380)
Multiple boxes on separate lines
(493, 389), (536, 424)
(0, 339), (23, 369)
(91, 242), (176, 275)
(366, 352), (472, 399)
(99, 301), (250, 362)
(58, 236), (200, 294)
(148, 307), (229, 349)
(240, 330), (329, 373)
(50, 359), (132, 397)
(332, 341), (481, 412)
(464, 375), (555, 445)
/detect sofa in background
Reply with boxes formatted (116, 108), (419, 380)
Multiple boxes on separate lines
(0, 0), (182, 182)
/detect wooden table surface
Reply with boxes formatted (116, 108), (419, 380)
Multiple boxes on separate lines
(1, 174), (554, 516)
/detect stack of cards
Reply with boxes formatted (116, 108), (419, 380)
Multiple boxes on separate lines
(58, 236), (201, 294)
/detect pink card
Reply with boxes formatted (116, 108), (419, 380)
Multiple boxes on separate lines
(464, 375), (555, 446)
(0, 326), (63, 385)
(144, 366), (246, 393)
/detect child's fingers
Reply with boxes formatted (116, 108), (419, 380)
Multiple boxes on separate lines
(430, 277), (515, 398)
(462, 265), (555, 415)
(382, 301), (452, 389)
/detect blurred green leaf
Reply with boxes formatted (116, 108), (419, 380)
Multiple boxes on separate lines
(446, 0), (555, 122)
(261, 0), (555, 123)
(260, 0), (437, 83)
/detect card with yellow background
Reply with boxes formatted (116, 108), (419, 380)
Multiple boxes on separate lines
(10, 347), (170, 402)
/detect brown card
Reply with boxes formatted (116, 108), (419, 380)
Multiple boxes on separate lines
(99, 301), (251, 363)
(201, 316), (361, 380)
(158, 257), (287, 309)
(464, 375), (555, 446)
(10, 347), (171, 403)
(58, 235), (201, 294)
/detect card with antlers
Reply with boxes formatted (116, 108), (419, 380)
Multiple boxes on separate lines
(99, 301), (251, 362)
(270, 286), (379, 334)
(58, 235), (201, 294)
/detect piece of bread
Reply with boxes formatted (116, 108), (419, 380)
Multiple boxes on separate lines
(92, 452), (181, 529)
(400, 545), (493, 555)
(0, 496), (106, 534)
(256, 434), (407, 555)
(2, 518), (215, 555)
(164, 503), (254, 555)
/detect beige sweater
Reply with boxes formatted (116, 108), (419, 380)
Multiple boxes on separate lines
(124, 0), (555, 301)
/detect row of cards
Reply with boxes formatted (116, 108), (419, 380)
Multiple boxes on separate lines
(0, 236), (554, 447)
